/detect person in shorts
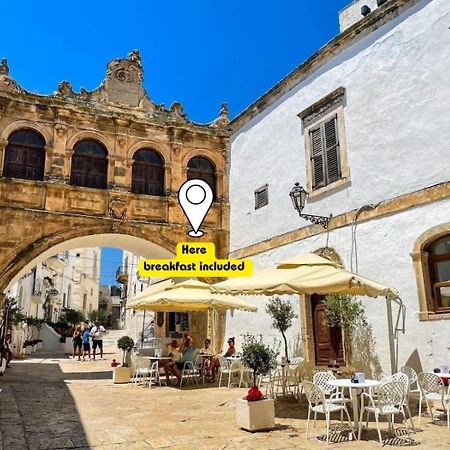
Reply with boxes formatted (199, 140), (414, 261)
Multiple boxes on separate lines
(82, 326), (91, 361)
(90, 320), (106, 361)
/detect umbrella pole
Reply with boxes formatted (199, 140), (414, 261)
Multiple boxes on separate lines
(385, 297), (396, 374)
(141, 310), (146, 350)
(212, 308), (216, 353)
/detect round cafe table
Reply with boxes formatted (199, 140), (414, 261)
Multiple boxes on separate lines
(327, 379), (381, 431)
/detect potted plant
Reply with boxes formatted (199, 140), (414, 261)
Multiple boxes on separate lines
(235, 335), (278, 432)
(113, 336), (134, 383)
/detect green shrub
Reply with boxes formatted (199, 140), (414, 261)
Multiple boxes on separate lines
(117, 336), (135, 366)
(242, 334), (278, 387)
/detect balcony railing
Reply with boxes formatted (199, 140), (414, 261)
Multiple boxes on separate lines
(116, 266), (128, 284)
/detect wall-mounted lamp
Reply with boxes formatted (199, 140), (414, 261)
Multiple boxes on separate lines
(289, 183), (332, 229)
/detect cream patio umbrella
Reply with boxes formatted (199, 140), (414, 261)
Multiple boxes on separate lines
(127, 278), (175, 348)
(127, 278), (175, 309)
(214, 253), (404, 373)
(130, 279), (257, 352)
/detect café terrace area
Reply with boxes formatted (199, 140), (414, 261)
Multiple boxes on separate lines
(2, 350), (450, 450)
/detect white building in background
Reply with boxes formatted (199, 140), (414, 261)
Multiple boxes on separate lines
(8, 248), (101, 321)
(118, 251), (153, 343)
(226, 0), (450, 375)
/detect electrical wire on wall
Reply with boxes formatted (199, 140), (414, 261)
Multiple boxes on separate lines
(350, 203), (378, 273)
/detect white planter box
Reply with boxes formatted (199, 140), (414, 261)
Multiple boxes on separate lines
(113, 367), (131, 384)
(36, 342), (43, 351)
(236, 398), (275, 432)
(61, 340), (74, 354)
(24, 346), (32, 355)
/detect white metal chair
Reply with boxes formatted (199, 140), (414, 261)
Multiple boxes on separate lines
(258, 367), (281, 398)
(148, 360), (161, 388)
(400, 366), (421, 399)
(313, 371), (338, 397)
(358, 380), (411, 444)
(238, 361), (254, 388)
(218, 355), (241, 388)
(417, 372), (450, 427)
(179, 360), (198, 388)
(303, 380), (355, 444)
(131, 355), (151, 386)
(385, 372), (415, 431)
(290, 356), (305, 365)
(194, 353), (206, 383)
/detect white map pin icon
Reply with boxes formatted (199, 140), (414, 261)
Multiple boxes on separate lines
(178, 179), (214, 237)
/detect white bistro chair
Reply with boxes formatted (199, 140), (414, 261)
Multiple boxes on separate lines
(148, 360), (162, 388)
(303, 380), (355, 444)
(131, 355), (151, 386)
(218, 355), (241, 388)
(358, 380), (412, 444)
(417, 372), (450, 427)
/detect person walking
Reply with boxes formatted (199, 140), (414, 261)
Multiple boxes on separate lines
(82, 325), (91, 361)
(91, 320), (106, 361)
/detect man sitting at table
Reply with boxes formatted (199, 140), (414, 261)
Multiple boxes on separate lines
(163, 336), (195, 386)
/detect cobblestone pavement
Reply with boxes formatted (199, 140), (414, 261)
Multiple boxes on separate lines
(1, 352), (450, 449)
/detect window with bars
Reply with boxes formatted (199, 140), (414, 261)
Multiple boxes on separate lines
(254, 185), (269, 210)
(309, 115), (341, 189)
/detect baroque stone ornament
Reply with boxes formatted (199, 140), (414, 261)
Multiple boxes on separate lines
(0, 58), (23, 94)
(108, 199), (127, 220)
(211, 102), (230, 128)
(57, 81), (74, 97)
(0, 58), (9, 76)
(170, 101), (187, 120)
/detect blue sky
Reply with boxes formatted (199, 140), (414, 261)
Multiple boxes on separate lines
(1, 0), (350, 283)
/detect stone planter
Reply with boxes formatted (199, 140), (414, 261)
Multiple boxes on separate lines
(113, 366), (131, 384)
(36, 342), (43, 351)
(24, 346), (32, 355)
(31, 345), (37, 353)
(61, 340), (74, 355)
(235, 398), (275, 432)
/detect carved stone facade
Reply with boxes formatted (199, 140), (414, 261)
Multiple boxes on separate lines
(0, 52), (230, 297)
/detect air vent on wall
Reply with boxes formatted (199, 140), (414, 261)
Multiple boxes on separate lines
(254, 185), (269, 210)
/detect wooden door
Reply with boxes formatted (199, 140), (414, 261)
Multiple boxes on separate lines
(311, 294), (344, 365)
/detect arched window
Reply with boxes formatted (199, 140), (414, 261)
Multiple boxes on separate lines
(426, 234), (450, 313)
(3, 129), (46, 181)
(131, 149), (164, 196)
(70, 139), (108, 189)
(187, 156), (216, 199)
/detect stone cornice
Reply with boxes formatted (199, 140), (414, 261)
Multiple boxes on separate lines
(229, 180), (450, 259)
(230, 0), (420, 132)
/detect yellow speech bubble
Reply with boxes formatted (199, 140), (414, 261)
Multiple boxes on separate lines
(138, 242), (253, 278)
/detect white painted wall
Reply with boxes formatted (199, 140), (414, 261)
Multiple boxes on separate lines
(228, 0), (450, 373)
(229, 0), (450, 252)
(226, 198), (450, 373)
(339, 0), (380, 32)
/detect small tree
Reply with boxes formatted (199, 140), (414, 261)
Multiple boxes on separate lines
(265, 297), (297, 360)
(117, 336), (134, 367)
(63, 309), (85, 327)
(324, 294), (366, 364)
(242, 334), (278, 388)
(88, 309), (108, 324)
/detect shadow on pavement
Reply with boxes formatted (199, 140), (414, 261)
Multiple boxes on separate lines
(0, 360), (90, 450)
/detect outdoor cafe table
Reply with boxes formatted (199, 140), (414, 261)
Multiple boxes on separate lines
(327, 379), (381, 431)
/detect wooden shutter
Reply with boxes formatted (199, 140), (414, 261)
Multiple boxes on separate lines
(310, 127), (325, 188)
(324, 117), (341, 183)
(309, 116), (341, 189)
